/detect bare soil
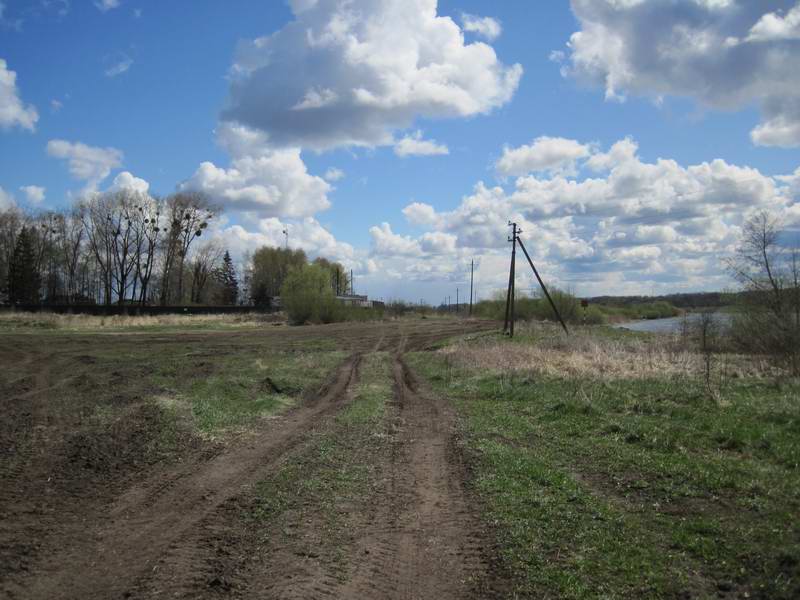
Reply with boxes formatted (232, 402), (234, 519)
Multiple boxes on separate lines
(330, 356), (505, 599)
(0, 318), (498, 599)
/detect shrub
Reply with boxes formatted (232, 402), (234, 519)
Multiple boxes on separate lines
(473, 289), (581, 325)
(281, 264), (337, 325)
(583, 305), (607, 325)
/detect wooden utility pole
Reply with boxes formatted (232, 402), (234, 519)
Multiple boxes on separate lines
(350, 269), (354, 295)
(456, 288), (459, 313)
(469, 259), (474, 316)
(504, 222), (517, 336)
(503, 221), (568, 337)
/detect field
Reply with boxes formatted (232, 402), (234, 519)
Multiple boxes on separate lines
(1, 314), (798, 599)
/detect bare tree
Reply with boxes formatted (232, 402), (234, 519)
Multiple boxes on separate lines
(727, 210), (800, 374)
(730, 211), (785, 311)
(189, 240), (223, 304)
(159, 192), (214, 305)
(53, 207), (85, 302)
(123, 194), (163, 305)
(0, 206), (25, 302)
(79, 191), (141, 305)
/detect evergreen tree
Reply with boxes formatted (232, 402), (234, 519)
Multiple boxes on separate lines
(217, 251), (238, 305)
(8, 227), (41, 304)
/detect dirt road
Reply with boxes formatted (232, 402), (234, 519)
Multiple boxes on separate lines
(329, 355), (502, 599)
(1, 319), (499, 599)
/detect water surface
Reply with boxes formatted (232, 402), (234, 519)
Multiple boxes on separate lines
(614, 313), (731, 334)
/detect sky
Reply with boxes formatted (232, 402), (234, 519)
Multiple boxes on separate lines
(1, 0), (799, 303)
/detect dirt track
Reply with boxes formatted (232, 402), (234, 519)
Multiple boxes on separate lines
(0, 319), (499, 599)
(329, 355), (501, 599)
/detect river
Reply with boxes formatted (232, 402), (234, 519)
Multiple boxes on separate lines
(613, 312), (732, 334)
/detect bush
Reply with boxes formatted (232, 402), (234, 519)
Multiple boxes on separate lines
(473, 289), (580, 325)
(583, 305), (607, 325)
(730, 300), (800, 373)
(281, 264), (337, 325)
(639, 301), (679, 320)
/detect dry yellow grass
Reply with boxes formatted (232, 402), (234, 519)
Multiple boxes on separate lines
(0, 311), (285, 330)
(441, 323), (777, 380)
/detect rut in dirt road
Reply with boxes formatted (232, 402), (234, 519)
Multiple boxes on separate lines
(255, 350), (500, 600)
(336, 355), (497, 600)
(3, 354), (363, 600)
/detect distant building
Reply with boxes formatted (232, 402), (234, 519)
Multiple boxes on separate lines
(337, 294), (372, 307)
(264, 294), (382, 309)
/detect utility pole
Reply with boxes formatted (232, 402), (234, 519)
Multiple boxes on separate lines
(504, 222), (517, 336)
(456, 288), (459, 314)
(350, 269), (354, 295)
(282, 228), (289, 250)
(502, 222), (569, 336)
(469, 259), (474, 317)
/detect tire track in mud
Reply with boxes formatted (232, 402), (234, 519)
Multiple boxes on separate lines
(125, 356), (367, 600)
(4, 353), (364, 600)
(333, 355), (498, 600)
(240, 341), (499, 599)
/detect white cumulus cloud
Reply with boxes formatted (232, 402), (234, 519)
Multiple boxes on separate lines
(0, 58), (38, 131)
(558, 0), (800, 147)
(46, 139), (123, 191)
(223, 0), (522, 151)
(19, 185), (45, 205)
(402, 201), (440, 227)
(747, 4), (800, 42)
(461, 13), (502, 41)
(109, 171), (149, 195)
(180, 122), (332, 219)
(181, 153), (330, 220)
(324, 167), (345, 182)
(497, 136), (593, 176)
(369, 136), (799, 296)
(369, 222), (422, 257)
(394, 131), (449, 157)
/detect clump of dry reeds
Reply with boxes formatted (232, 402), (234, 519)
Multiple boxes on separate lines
(440, 322), (779, 380)
(0, 311), (285, 330)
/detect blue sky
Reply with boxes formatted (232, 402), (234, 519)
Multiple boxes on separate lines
(1, 0), (799, 302)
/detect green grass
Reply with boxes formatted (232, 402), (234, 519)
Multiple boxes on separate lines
(250, 352), (393, 576)
(33, 329), (347, 438)
(152, 349), (345, 434)
(408, 341), (800, 599)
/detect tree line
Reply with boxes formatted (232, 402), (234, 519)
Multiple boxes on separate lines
(0, 189), (353, 310)
(1, 190), (238, 306)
